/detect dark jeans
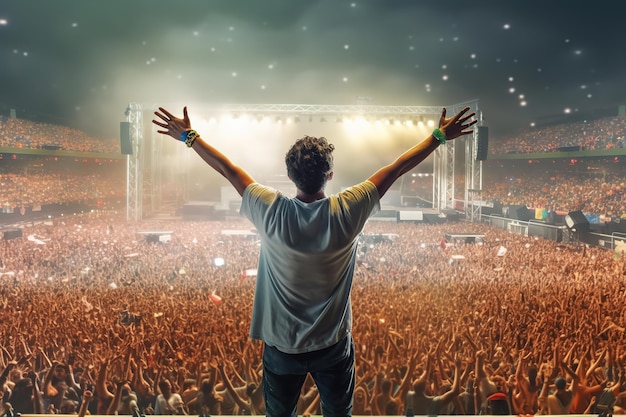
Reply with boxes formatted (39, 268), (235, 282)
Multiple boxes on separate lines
(262, 334), (355, 417)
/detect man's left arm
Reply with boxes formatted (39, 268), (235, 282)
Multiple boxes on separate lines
(368, 106), (476, 198)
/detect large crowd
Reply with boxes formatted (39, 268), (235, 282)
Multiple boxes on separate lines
(489, 115), (626, 155)
(479, 162), (626, 219)
(2, 117), (626, 221)
(1, 213), (626, 415)
(1, 113), (626, 415)
(1, 114), (625, 157)
(0, 117), (119, 154)
(4, 164), (624, 221)
(0, 170), (124, 211)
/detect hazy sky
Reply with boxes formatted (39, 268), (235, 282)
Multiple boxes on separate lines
(1, 0), (625, 141)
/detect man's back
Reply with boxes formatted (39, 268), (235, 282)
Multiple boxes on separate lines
(241, 181), (380, 353)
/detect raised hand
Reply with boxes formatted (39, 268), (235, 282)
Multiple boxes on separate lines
(439, 106), (477, 141)
(152, 107), (192, 141)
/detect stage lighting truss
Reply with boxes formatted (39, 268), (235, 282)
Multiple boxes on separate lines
(126, 100), (481, 220)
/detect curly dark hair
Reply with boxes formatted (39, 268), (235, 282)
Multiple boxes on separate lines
(285, 135), (334, 195)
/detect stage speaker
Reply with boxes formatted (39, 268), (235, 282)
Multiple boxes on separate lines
(565, 211), (589, 233)
(120, 121), (132, 155)
(508, 205), (532, 221)
(476, 126), (489, 161)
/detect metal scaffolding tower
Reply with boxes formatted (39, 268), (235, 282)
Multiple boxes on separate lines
(125, 103), (143, 222)
(433, 136), (455, 212)
(432, 100), (481, 214)
(464, 108), (485, 221)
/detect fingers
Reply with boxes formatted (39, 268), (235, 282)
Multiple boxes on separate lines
(151, 118), (169, 135)
(463, 119), (478, 130)
(458, 112), (476, 124)
(152, 107), (191, 138)
(152, 111), (169, 126)
(454, 108), (477, 135)
(152, 107), (176, 134)
(158, 107), (174, 119)
(152, 120), (167, 129)
(454, 106), (471, 119)
(441, 106), (476, 128)
(452, 108), (475, 127)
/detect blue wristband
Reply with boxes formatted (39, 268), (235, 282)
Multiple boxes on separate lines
(432, 128), (447, 145)
(180, 130), (191, 142)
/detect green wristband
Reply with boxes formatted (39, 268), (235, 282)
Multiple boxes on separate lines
(433, 128), (447, 145)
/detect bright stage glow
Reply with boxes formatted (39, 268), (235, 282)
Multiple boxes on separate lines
(342, 116), (369, 129)
(174, 110), (440, 193)
(193, 113), (436, 131)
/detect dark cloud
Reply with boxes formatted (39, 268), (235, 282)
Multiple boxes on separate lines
(1, 0), (625, 139)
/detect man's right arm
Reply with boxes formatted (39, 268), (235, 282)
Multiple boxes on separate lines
(188, 134), (254, 196)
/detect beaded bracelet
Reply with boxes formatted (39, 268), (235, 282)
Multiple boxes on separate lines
(180, 130), (199, 148)
(432, 128), (447, 145)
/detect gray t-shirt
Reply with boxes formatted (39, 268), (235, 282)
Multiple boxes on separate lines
(240, 181), (380, 353)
